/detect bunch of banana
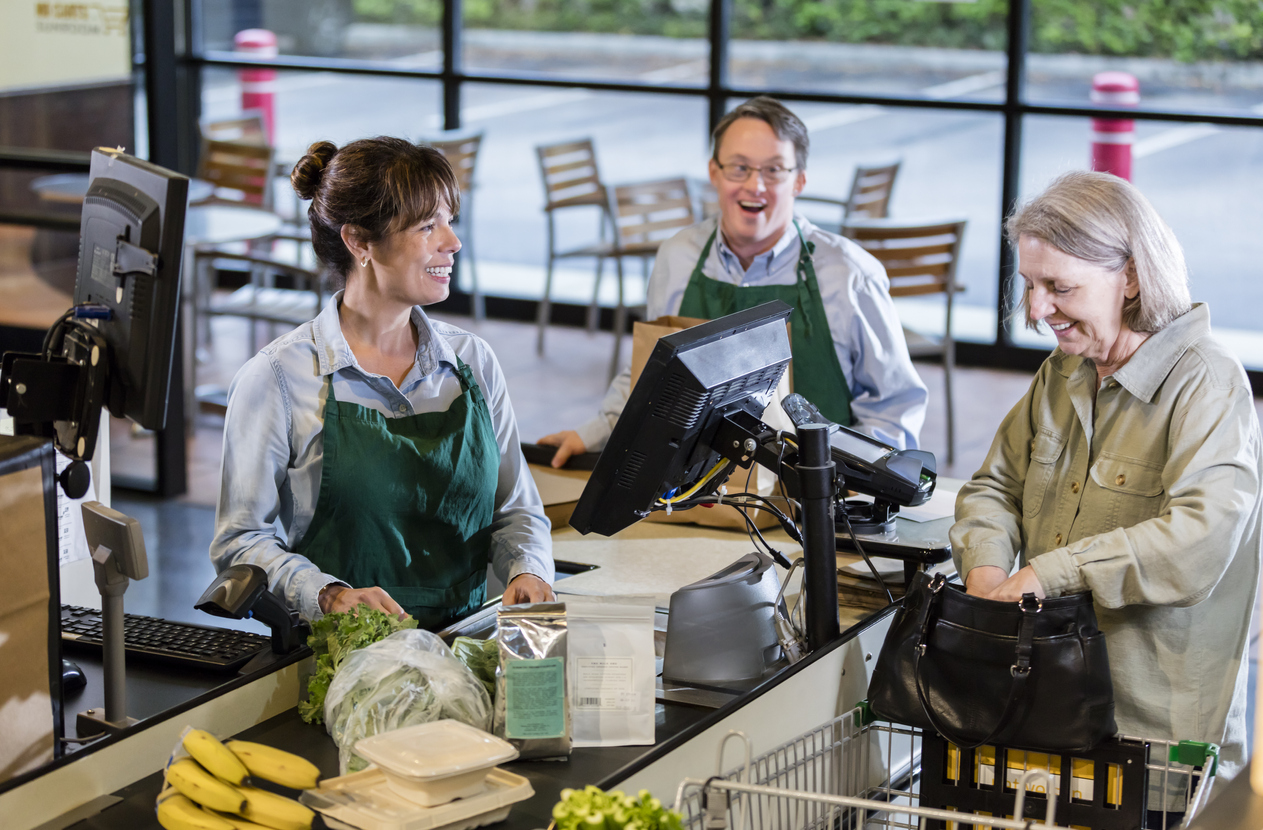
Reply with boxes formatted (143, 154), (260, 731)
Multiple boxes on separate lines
(155, 728), (321, 830)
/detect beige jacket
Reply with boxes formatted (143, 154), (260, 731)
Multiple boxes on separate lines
(951, 304), (1261, 783)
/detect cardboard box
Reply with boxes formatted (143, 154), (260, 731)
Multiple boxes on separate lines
(528, 462), (593, 530)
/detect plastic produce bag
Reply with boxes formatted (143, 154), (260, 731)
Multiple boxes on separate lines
(324, 629), (492, 774)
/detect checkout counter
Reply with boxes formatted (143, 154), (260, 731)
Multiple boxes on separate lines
(0, 498), (953, 830)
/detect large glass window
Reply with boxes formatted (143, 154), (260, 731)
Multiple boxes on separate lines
(785, 102), (1004, 345)
(200, 65), (443, 166)
(181, 0), (1263, 377)
(1027, 0), (1263, 116)
(730, 0), (1007, 100)
(201, 0), (445, 63)
(460, 85), (708, 306)
(462, 1), (708, 82)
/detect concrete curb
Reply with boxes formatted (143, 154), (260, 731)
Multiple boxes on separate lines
(345, 24), (1263, 89)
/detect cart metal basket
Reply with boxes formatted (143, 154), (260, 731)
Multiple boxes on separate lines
(671, 704), (1217, 829)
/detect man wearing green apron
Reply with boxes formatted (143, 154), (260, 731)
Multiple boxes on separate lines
(541, 97), (927, 466)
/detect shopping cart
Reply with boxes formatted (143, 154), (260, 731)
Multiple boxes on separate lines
(671, 703), (1218, 829)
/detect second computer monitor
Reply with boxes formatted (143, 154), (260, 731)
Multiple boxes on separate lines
(570, 301), (792, 536)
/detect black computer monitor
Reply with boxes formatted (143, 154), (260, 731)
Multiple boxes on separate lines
(570, 301), (793, 536)
(73, 147), (189, 430)
(1, 148), (188, 462)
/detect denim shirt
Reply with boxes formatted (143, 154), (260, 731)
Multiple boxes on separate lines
(211, 292), (554, 622)
(576, 215), (928, 451)
(951, 304), (1262, 784)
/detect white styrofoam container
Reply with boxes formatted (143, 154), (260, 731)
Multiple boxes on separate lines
(302, 767), (534, 830)
(354, 720), (519, 807)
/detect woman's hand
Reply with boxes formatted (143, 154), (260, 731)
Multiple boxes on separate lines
(968, 565), (1047, 603)
(965, 566), (1009, 598)
(537, 430), (586, 468)
(502, 573), (555, 605)
(319, 584), (406, 619)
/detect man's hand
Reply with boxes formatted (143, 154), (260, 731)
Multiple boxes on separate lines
(537, 430), (586, 469)
(502, 573), (556, 605)
(967, 565), (1046, 602)
(319, 584), (406, 619)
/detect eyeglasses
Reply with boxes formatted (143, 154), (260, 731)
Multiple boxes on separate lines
(714, 161), (798, 183)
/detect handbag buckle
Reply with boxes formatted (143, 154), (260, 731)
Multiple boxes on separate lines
(1019, 593), (1043, 613)
(1010, 664), (1032, 678)
(929, 573), (947, 593)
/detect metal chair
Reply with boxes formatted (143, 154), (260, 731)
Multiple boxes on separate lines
(799, 160), (901, 233)
(600, 177), (696, 379)
(189, 247), (329, 414)
(427, 132), (485, 320)
(842, 217), (967, 464)
(535, 138), (613, 354)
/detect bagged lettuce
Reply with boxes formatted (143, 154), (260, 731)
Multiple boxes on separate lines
(452, 636), (499, 702)
(298, 604), (417, 725)
(323, 629), (492, 774)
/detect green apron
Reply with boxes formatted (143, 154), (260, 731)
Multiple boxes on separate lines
(296, 358), (499, 630)
(677, 221), (854, 425)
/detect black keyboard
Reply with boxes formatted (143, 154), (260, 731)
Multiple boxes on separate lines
(61, 605), (272, 672)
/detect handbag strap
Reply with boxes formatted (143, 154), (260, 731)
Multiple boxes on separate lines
(913, 586), (1043, 750)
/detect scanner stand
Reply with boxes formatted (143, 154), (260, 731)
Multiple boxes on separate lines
(76, 542), (140, 737)
(837, 497), (899, 535)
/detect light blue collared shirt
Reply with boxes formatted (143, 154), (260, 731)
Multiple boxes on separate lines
(211, 292), (554, 622)
(577, 215), (928, 451)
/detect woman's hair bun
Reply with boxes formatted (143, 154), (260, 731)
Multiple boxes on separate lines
(291, 141), (338, 200)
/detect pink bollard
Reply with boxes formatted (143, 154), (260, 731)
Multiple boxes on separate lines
(1090, 72), (1139, 181)
(234, 29), (278, 144)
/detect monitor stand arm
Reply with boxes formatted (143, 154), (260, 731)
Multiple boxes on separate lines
(77, 543), (140, 737)
(712, 413), (840, 651)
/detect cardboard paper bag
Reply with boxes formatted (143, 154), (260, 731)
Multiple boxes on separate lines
(631, 316), (793, 530)
(0, 440), (56, 783)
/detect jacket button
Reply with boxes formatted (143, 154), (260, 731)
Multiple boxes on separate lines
(1055, 533), (1063, 545)
(1071, 481), (1080, 493)
(1116, 473), (1126, 486)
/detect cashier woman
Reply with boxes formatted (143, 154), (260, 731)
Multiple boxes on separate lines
(210, 137), (555, 629)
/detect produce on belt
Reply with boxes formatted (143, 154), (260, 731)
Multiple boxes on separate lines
(165, 758), (248, 814)
(183, 728), (249, 786)
(226, 740), (321, 790)
(452, 636), (498, 700)
(324, 629), (492, 774)
(237, 784), (316, 830)
(209, 813), (274, 830)
(156, 730), (319, 830)
(552, 785), (684, 830)
(157, 793), (236, 830)
(297, 603), (417, 724)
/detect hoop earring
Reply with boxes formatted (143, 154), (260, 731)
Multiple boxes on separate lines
(361, 257), (368, 267)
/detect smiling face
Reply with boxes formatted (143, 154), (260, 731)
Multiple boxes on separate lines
(708, 117), (806, 263)
(1019, 234), (1145, 371)
(367, 203), (462, 308)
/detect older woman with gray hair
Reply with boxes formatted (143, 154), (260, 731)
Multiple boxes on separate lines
(951, 170), (1262, 786)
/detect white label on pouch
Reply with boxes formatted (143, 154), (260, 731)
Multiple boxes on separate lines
(574, 657), (636, 710)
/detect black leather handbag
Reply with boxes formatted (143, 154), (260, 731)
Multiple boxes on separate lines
(868, 572), (1116, 752)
